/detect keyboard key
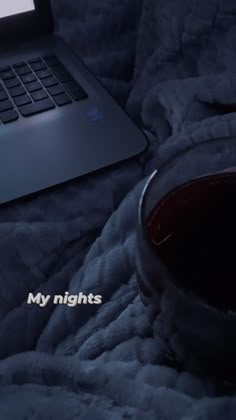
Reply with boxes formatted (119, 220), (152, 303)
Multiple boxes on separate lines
(69, 87), (87, 101)
(15, 65), (31, 76)
(42, 77), (58, 88)
(48, 85), (65, 96)
(9, 86), (26, 97)
(0, 69), (15, 80)
(13, 62), (27, 68)
(30, 61), (47, 71)
(43, 55), (60, 67)
(31, 90), (48, 101)
(14, 94), (32, 107)
(53, 93), (72, 107)
(0, 109), (18, 124)
(36, 69), (52, 79)
(19, 98), (55, 117)
(4, 78), (20, 89)
(21, 73), (36, 84)
(52, 65), (73, 83)
(63, 80), (80, 90)
(0, 66), (11, 73)
(26, 82), (42, 93)
(28, 57), (41, 64)
(0, 100), (13, 112)
(0, 91), (8, 101)
(64, 80), (88, 101)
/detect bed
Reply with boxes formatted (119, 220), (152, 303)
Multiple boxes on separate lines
(1, 0), (236, 418)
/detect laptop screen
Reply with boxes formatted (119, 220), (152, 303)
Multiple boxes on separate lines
(0, 0), (35, 19)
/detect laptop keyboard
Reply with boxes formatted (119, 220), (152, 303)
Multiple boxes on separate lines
(0, 55), (88, 124)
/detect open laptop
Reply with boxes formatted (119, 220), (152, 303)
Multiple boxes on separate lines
(0, 1), (148, 205)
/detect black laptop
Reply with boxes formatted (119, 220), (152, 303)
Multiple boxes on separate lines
(0, 1), (147, 204)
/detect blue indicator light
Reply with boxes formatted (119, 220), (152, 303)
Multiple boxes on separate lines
(87, 107), (104, 121)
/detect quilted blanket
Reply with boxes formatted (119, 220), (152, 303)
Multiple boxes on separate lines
(1, 0), (236, 418)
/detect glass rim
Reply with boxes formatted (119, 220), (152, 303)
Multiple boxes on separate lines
(138, 135), (236, 238)
(138, 135), (236, 315)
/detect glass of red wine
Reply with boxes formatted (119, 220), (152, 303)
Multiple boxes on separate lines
(136, 137), (236, 380)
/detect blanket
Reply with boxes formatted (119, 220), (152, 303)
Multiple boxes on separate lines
(1, 0), (236, 418)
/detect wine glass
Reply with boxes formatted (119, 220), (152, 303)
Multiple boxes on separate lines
(136, 137), (236, 380)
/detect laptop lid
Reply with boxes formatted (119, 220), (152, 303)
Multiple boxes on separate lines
(0, 0), (53, 42)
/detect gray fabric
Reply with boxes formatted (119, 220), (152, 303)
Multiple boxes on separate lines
(1, 0), (236, 417)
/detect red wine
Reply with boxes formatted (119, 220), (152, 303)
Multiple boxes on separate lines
(145, 173), (236, 311)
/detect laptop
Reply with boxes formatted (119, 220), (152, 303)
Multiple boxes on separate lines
(0, 1), (148, 205)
